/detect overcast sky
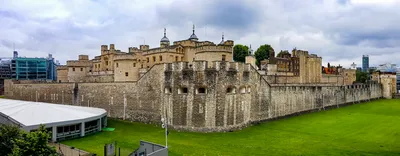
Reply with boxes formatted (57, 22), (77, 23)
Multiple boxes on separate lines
(0, 0), (399, 67)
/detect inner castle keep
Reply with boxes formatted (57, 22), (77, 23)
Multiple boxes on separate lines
(57, 26), (234, 83)
(3, 27), (394, 132)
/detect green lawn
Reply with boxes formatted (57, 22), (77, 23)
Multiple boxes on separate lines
(62, 99), (400, 156)
(0, 95), (4, 98)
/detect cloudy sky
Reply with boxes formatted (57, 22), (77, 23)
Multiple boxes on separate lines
(0, 0), (399, 67)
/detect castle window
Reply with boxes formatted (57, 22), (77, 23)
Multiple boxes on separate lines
(125, 72), (128, 77)
(105, 61), (108, 66)
(116, 63), (119, 68)
(226, 87), (236, 94)
(147, 57), (149, 63)
(196, 87), (207, 94)
(164, 87), (172, 94)
(159, 56), (162, 62)
(247, 87), (251, 93)
(181, 56), (184, 61)
(72, 68), (75, 71)
(81, 68), (83, 71)
(178, 87), (188, 94)
(222, 55), (226, 61)
(175, 56), (178, 61)
(239, 87), (246, 94)
(133, 63), (136, 67)
(141, 64), (143, 68)
(153, 56), (156, 62)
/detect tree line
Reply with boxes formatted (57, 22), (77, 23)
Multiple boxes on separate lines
(0, 124), (58, 156)
(233, 44), (294, 67)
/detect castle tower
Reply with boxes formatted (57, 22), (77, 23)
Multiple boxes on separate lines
(249, 44), (254, 56)
(160, 28), (170, 48)
(189, 24), (199, 41)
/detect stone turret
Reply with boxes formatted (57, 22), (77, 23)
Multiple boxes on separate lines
(189, 24), (198, 41)
(160, 28), (170, 48)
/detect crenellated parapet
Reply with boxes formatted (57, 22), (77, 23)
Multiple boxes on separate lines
(164, 61), (251, 72)
(129, 47), (140, 53)
(56, 65), (68, 70)
(113, 54), (136, 61)
(195, 45), (232, 54)
(66, 60), (91, 67)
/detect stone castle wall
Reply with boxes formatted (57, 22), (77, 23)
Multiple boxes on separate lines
(4, 61), (383, 132)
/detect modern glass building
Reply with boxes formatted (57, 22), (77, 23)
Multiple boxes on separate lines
(11, 58), (48, 80)
(362, 55), (369, 72)
(0, 59), (11, 79)
(9, 54), (57, 81)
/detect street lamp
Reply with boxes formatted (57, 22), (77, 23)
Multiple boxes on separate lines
(161, 117), (168, 148)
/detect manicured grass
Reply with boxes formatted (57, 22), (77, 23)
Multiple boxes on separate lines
(0, 95), (4, 98)
(62, 99), (400, 156)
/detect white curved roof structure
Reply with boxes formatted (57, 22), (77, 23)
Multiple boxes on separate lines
(0, 99), (106, 131)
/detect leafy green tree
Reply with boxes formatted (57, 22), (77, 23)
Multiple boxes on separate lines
(368, 68), (377, 74)
(0, 124), (57, 156)
(255, 44), (274, 67)
(12, 125), (57, 156)
(356, 71), (369, 83)
(233, 44), (249, 62)
(277, 50), (290, 57)
(0, 124), (21, 156)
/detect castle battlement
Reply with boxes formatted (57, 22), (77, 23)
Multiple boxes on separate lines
(195, 45), (232, 53)
(292, 50), (309, 57)
(195, 41), (215, 47)
(101, 45), (108, 51)
(114, 54), (136, 61)
(56, 65), (68, 70)
(142, 48), (176, 55)
(164, 61), (251, 72)
(128, 47), (140, 53)
(66, 60), (91, 67)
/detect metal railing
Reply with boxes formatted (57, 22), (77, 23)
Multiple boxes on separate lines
(50, 143), (92, 156)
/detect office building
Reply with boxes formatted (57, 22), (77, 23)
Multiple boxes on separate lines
(362, 55), (369, 72)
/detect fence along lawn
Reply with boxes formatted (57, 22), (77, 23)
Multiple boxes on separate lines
(62, 99), (400, 156)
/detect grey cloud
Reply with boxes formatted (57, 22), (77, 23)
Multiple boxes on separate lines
(1, 0), (400, 67)
(156, 0), (259, 30)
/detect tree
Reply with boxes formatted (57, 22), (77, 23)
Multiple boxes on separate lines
(0, 124), (57, 156)
(356, 71), (369, 83)
(368, 68), (377, 74)
(233, 44), (249, 62)
(277, 50), (290, 57)
(255, 44), (274, 67)
(0, 124), (21, 156)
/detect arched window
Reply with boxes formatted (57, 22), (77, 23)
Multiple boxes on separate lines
(226, 87), (236, 94)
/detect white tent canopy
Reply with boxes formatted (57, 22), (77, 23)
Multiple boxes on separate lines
(0, 99), (107, 141)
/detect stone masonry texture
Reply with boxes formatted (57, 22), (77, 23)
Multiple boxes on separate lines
(5, 61), (383, 132)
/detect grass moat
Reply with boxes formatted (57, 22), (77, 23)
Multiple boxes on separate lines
(62, 99), (400, 156)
